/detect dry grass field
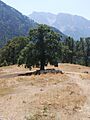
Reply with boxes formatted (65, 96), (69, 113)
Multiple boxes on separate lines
(0, 64), (90, 120)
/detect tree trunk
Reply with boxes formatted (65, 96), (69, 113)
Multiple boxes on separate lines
(40, 63), (45, 70)
(40, 59), (45, 70)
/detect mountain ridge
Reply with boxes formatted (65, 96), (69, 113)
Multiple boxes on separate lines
(0, 0), (37, 47)
(0, 1), (67, 47)
(0, 1), (66, 47)
(29, 12), (90, 39)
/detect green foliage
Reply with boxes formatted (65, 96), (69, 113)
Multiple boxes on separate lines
(18, 25), (61, 70)
(0, 24), (90, 68)
(0, 37), (29, 66)
(62, 37), (75, 63)
(61, 37), (90, 66)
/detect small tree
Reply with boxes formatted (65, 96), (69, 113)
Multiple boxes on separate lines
(62, 37), (75, 63)
(18, 25), (61, 70)
(84, 37), (90, 66)
(0, 37), (29, 66)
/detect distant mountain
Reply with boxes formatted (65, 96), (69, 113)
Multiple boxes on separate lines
(29, 12), (90, 40)
(0, 0), (37, 47)
(29, 12), (56, 26)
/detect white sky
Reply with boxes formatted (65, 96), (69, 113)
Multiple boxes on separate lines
(1, 0), (90, 20)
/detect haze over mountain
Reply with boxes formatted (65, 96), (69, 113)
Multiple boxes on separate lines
(0, 0), (36, 47)
(0, 1), (66, 47)
(29, 12), (90, 40)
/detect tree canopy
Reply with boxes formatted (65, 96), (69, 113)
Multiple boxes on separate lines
(0, 37), (29, 66)
(18, 25), (61, 70)
(0, 25), (90, 68)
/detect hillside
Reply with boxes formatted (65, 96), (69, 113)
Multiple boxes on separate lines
(0, 64), (90, 120)
(0, 1), (66, 48)
(29, 12), (90, 40)
(0, 0), (37, 47)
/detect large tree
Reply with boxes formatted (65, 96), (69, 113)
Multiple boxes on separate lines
(18, 25), (61, 70)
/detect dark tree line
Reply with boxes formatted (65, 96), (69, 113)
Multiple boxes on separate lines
(61, 37), (90, 66)
(0, 24), (90, 70)
(0, 37), (29, 66)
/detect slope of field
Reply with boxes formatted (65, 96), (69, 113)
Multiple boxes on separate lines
(0, 64), (90, 120)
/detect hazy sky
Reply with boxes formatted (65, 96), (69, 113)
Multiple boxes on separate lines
(1, 0), (90, 19)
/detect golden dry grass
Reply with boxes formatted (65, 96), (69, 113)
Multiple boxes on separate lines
(0, 63), (90, 120)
